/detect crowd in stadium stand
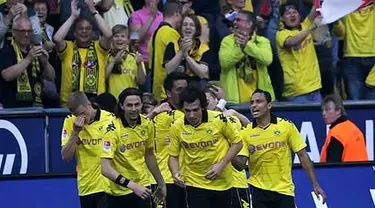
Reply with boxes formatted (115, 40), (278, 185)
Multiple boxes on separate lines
(0, 0), (374, 109)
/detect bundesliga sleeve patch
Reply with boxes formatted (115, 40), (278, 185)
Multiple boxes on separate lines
(62, 129), (68, 139)
(103, 141), (111, 152)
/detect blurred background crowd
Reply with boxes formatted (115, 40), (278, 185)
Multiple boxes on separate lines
(0, 0), (373, 109)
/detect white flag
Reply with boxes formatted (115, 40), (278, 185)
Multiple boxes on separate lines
(317, 0), (364, 24)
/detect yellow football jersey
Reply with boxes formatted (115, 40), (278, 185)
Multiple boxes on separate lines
(169, 110), (242, 191)
(101, 115), (154, 196)
(239, 116), (306, 196)
(61, 110), (117, 196)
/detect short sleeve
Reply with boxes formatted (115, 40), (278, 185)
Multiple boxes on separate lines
(222, 114), (242, 144)
(95, 40), (109, 57)
(101, 120), (119, 159)
(130, 11), (142, 26)
(287, 121), (307, 153)
(58, 41), (72, 58)
(199, 49), (210, 66)
(0, 46), (17, 74)
(61, 116), (74, 146)
(163, 42), (177, 66)
(145, 120), (155, 149)
(169, 122), (181, 157)
(276, 30), (291, 49)
(238, 128), (250, 157)
(301, 17), (312, 29)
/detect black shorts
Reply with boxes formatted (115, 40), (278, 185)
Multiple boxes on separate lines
(231, 187), (251, 208)
(186, 186), (231, 208)
(79, 192), (107, 208)
(250, 186), (295, 208)
(150, 183), (187, 208)
(106, 193), (152, 208)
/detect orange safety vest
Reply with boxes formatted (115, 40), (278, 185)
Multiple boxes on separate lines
(320, 120), (368, 162)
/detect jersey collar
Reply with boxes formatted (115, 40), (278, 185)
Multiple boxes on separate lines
(184, 109), (208, 127)
(121, 115), (142, 128)
(88, 109), (101, 125)
(329, 115), (348, 129)
(252, 114), (277, 129)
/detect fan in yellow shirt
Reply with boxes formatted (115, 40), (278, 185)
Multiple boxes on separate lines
(169, 85), (243, 208)
(333, 2), (375, 100)
(101, 88), (166, 208)
(61, 91), (117, 208)
(106, 25), (145, 100)
(232, 89), (327, 208)
(276, 2), (322, 102)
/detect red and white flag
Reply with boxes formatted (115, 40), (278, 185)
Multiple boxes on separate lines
(315, 0), (374, 24)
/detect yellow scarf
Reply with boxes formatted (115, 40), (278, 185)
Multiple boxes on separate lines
(11, 40), (42, 105)
(72, 41), (99, 95)
(41, 23), (49, 42)
(184, 38), (209, 77)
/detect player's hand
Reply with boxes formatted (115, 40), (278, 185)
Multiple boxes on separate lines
(224, 109), (238, 117)
(73, 116), (85, 133)
(205, 162), (225, 180)
(173, 172), (185, 188)
(313, 185), (327, 204)
(152, 184), (167, 204)
(209, 85), (225, 100)
(154, 102), (171, 114)
(128, 181), (152, 200)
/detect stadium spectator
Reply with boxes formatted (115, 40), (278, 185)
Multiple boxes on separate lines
(33, 0), (54, 51)
(177, 0), (209, 44)
(101, 88), (166, 208)
(0, 13), (8, 48)
(141, 92), (157, 115)
(54, 0), (112, 107)
(148, 2), (182, 102)
(164, 14), (210, 82)
(59, 0), (113, 40)
(219, 0), (247, 40)
(101, 0), (128, 30)
(320, 94), (369, 162)
(169, 85), (243, 208)
(106, 24), (145, 100)
(232, 89), (327, 208)
(129, 0), (163, 92)
(91, 92), (117, 113)
(276, 2), (322, 103)
(219, 10), (274, 104)
(149, 72), (189, 208)
(0, 16), (55, 108)
(119, 0), (134, 18)
(61, 91), (115, 208)
(333, 1), (375, 100)
(1, 0), (28, 45)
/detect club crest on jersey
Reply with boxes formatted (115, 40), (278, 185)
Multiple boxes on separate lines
(206, 129), (213, 134)
(103, 141), (111, 151)
(120, 144), (126, 152)
(274, 130), (281, 136)
(141, 130), (146, 136)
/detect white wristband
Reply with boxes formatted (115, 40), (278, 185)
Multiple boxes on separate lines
(216, 99), (227, 111)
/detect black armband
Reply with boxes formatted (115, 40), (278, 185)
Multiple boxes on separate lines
(115, 175), (130, 187)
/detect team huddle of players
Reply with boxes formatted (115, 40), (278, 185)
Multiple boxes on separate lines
(61, 72), (327, 208)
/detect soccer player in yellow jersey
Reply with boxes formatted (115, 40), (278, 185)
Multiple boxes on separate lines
(232, 89), (327, 208)
(169, 85), (243, 208)
(204, 85), (251, 208)
(61, 91), (116, 208)
(101, 88), (166, 208)
(148, 72), (189, 208)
